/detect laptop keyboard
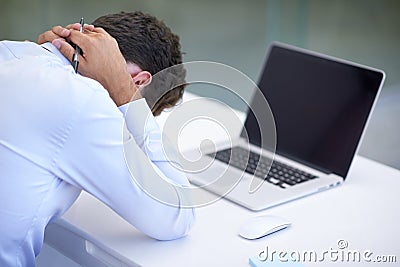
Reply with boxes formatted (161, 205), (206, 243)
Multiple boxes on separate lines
(208, 146), (318, 189)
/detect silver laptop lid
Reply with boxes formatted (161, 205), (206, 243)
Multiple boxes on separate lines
(241, 42), (385, 179)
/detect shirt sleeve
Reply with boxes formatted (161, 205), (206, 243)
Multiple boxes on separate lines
(118, 100), (191, 186)
(53, 91), (195, 241)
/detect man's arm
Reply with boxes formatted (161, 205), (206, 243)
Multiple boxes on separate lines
(40, 25), (195, 239)
(52, 88), (194, 240)
(39, 25), (140, 106)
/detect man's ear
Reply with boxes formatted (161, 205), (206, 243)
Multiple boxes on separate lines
(132, 71), (152, 89)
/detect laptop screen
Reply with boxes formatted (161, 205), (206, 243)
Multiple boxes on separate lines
(242, 43), (384, 178)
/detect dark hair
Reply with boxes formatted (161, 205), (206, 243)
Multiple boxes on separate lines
(93, 11), (186, 116)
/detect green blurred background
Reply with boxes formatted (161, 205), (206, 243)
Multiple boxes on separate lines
(1, 0), (399, 169)
(1, 0), (399, 106)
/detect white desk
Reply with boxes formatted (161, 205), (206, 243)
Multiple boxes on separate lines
(43, 93), (400, 267)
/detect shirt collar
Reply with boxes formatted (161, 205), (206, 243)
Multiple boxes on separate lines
(40, 42), (72, 66)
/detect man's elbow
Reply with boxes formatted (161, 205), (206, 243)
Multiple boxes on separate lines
(152, 207), (196, 241)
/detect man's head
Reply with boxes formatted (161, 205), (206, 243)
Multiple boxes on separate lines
(93, 11), (186, 116)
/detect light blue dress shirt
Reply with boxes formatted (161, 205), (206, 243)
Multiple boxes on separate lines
(0, 41), (195, 266)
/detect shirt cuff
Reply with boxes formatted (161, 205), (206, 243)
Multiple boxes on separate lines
(118, 98), (159, 139)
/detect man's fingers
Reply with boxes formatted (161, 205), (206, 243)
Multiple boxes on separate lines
(37, 22), (94, 46)
(52, 38), (76, 63)
(37, 25), (69, 45)
(66, 23), (95, 32)
(92, 27), (108, 34)
(67, 29), (93, 51)
(83, 24), (95, 32)
(52, 26), (71, 37)
(37, 32), (47, 44)
(37, 30), (62, 44)
(66, 23), (81, 30)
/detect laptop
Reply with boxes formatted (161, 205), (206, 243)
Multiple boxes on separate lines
(188, 42), (385, 211)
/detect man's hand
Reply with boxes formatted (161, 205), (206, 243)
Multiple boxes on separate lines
(37, 23), (94, 46)
(38, 25), (141, 106)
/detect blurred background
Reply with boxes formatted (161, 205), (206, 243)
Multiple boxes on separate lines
(1, 0), (399, 171)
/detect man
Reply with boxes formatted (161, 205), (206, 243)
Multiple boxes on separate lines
(39, 11), (186, 115)
(0, 11), (194, 266)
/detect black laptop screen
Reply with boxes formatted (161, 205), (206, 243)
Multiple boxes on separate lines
(243, 44), (384, 178)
